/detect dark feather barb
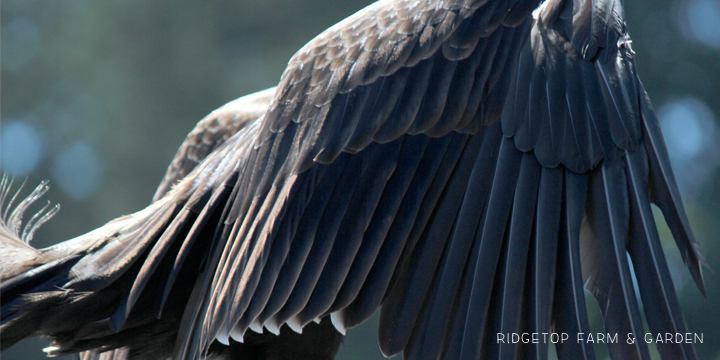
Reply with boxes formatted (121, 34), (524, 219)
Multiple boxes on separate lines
(0, 1), (707, 359)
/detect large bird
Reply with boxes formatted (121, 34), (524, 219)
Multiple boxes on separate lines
(0, 0), (707, 359)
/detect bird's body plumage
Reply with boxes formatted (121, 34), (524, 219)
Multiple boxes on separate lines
(0, 0), (706, 359)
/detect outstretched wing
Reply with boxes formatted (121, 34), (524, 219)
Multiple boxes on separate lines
(0, 0), (705, 359)
(153, 87), (276, 202)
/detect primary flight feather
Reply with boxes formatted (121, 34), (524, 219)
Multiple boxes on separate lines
(0, 0), (706, 359)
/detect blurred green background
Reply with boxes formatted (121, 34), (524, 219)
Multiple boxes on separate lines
(1, 0), (719, 359)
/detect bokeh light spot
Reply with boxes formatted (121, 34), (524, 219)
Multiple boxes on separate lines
(658, 98), (720, 197)
(678, 0), (720, 49)
(1, 121), (44, 176)
(660, 101), (705, 160)
(51, 142), (104, 200)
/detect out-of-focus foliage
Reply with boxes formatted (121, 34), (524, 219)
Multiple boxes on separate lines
(1, 0), (718, 359)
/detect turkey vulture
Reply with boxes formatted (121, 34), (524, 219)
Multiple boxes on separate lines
(0, 0), (707, 359)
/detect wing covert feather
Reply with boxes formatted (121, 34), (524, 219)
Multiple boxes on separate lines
(1, 2), (705, 360)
